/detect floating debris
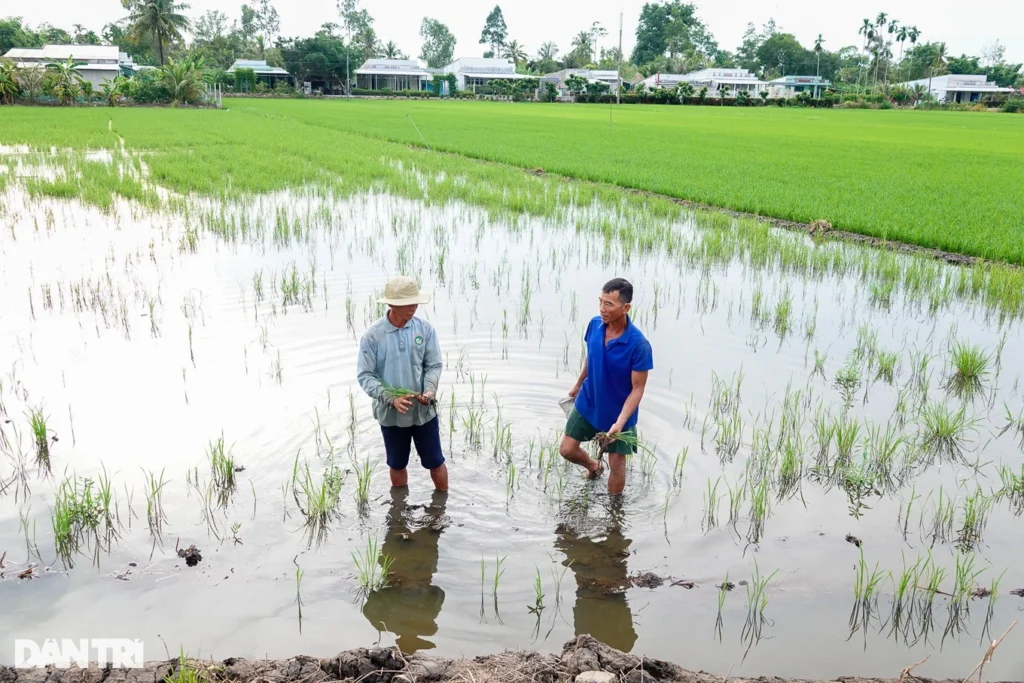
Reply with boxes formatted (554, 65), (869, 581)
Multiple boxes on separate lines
(845, 533), (862, 548)
(630, 572), (664, 589)
(177, 542), (203, 567)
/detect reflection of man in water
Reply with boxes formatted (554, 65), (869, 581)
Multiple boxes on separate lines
(553, 507), (638, 652)
(362, 489), (448, 652)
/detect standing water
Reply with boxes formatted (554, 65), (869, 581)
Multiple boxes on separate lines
(1, 153), (1022, 679)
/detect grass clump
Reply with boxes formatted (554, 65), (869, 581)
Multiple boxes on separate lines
(26, 406), (51, 475)
(352, 536), (394, 594)
(944, 341), (990, 400)
(918, 403), (978, 462)
(52, 470), (120, 568)
(293, 454), (345, 547)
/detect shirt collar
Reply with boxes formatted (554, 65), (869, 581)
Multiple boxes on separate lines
(382, 315), (411, 333)
(602, 316), (634, 344)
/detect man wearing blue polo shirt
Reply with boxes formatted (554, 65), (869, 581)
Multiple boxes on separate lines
(559, 278), (653, 495)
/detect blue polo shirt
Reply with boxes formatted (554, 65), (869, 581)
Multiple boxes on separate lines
(575, 315), (654, 431)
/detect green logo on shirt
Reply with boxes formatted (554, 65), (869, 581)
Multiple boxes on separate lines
(414, 335), (424, 346)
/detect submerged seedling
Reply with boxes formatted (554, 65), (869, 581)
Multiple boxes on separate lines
(352, 536), (394, 594)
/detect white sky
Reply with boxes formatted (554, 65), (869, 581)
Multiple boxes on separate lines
(14, 0), (1024, 64)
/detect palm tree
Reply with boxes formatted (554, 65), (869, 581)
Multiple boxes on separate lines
(927, 42), (948, 102)
(718, 84), (730, 104)
(858, 19), (873, 93)
(503, 40), (528, 65)
(537, 42), (558, 62)
(590, 22), (607, 63)
(0, 59), (22, 105)
(895, 25), (909, 82)
(127, 0), (192, 66)
(883, 21), (899, 83)
(814, 34), (825, 97)
(381, 41), (402, 60)
(570, 31), (593, 62)
(161, 55), (208, 105)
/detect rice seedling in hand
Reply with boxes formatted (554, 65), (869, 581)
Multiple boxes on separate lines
(352, 536), (394, 594)
(918, 403), (978, 462)
(379, 378), (422, 402)
(944, 341), (991, 401)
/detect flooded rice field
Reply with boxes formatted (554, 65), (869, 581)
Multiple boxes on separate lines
(0, 151), (1022, 679)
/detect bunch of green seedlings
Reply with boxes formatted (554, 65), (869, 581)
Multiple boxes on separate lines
(352, 536), (394, 593)
(51, 469), (120, 568)
(292, 453), (345, 547)
(943, 341), (991, 401)
(26, 406), (51, 475)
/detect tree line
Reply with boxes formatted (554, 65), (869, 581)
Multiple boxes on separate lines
(1, 0), (1021, 99)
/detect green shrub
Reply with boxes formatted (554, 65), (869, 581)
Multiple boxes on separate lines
(127, 70), (171, 104)
(1003, 98), (1023, 113)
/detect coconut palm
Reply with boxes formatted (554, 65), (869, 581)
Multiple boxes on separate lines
(46, 57), (86, 106)
(161, 55), (208, 105)
(502, 40), (527, 65)
(381, 41), (402, 60)
(127, 0), (192, 66)
(0, 59), (22, 104)
(858, 19), (873, 92)
(927, 42), (948, 100)
(718, 84), (730, 104)
(570, 31), (593, 61)
(894, 25), (909, 82)
(537, 42), (558, 62)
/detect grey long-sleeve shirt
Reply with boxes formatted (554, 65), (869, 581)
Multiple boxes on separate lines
(357, 315), (442, 427)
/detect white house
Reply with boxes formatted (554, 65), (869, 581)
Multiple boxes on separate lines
(3, 44), (122, 88)
(642, 68), (766, 97)
(543, 68), (622, 96)
(897, 74), (1013, 103)
(226, 59), (293, 87)
(443, 57), (529, 92)
(355, 59), (431, 91)
(768, 75), (830, 98)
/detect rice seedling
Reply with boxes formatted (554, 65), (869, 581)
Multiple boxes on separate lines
(865, 422), (905, 491)
(833, 414), (861, 471)
(897, 484), (921, 540)
(944, 341), (991, 401)
(505, 461), (518, 499)
(26, 405), (51, 475)
(997, 403), (1024, 450)
(207, 435), (237, 503)
(980, 570), (1005, 641)
(955, 486), (993, 551)
(352, 536), (394, 594)
(741, 560), (779, 656)
(918, 403), (978, 462)
(143, 467), (168, 537)
(996, 463), (1024, 514)
(950, 551), (985, 611)
(594, 429), (654, 457)
(462, 408), (484, 449)
(52, 472), (120, 569)
(888, 552), (922, 639)
(352, 456), (376, 507)
(672, 447), (688, 485)
(875, 350), (899, 385)
(746, 478), (771, 544)
(777, 436), (803, 498)
(811, 348), (828, 378)
(294, 555), (305, 633)
(926, 488), (956, 546)
(230, 521), (243, 545)
(292, 455), (345, 547)
(850, 548), (888, 628)
(703, 477), (722, 531)
(166, 648), (204, 683)
(834, 359), (863, 407)
(715, 572), (729, 641)
(528, 566), (545, 614)
(492, 554), (507, 598)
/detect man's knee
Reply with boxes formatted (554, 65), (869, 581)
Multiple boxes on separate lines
(558, 439), (578, 459)
(608, 453), (627, 472)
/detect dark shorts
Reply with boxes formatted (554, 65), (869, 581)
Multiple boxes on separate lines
(380, 417), (446, 471)
(564, 408), (636, 455)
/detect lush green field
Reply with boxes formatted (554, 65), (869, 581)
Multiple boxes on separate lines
(225, 99), (1024, 265)
(1, 101), (1022, 264)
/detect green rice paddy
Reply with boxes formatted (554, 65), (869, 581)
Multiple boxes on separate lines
(1, 102), (1023, 263)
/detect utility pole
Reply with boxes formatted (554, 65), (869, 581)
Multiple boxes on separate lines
(346, 25), (351, 98)
(616, 11), (623, 105)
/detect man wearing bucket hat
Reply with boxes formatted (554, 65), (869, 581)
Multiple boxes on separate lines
(357, 276), (448, 492)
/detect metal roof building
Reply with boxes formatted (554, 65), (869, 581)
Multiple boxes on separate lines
(443, 58), (528, 92)
(642, 68), (766, 96)
(226, 59), (293, 86)
(897, 74), (1013, 103)
(354, 59), (431, 91)
(2, 44), (123, 87)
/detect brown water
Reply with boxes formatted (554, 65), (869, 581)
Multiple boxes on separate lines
(1, 176), (1022, 679)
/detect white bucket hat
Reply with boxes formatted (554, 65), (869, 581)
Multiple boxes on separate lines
(377, 276), (432, 306)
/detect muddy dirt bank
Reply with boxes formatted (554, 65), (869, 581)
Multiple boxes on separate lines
(0, 636), (1012, 683)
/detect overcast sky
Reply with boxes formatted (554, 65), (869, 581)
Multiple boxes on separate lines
(15, 0), (1024, 64)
